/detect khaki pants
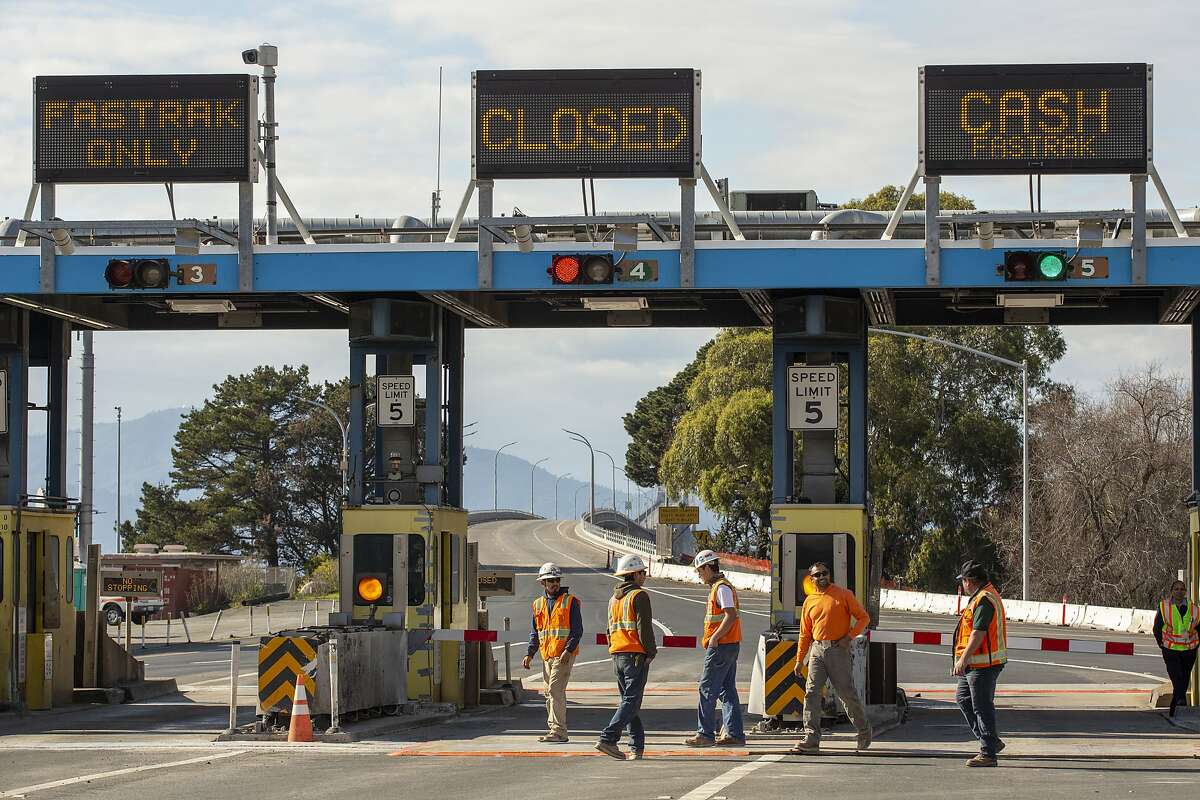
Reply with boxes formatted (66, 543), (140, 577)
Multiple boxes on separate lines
(542, 652), (576, 735)
(801, 640), (870, 745)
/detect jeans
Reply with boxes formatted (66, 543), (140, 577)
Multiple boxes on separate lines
(697, 642), (744, 739)
(600, 652), (650, 751)
(1162, 647), (1198, 711)
(956, 664), (1004, 757)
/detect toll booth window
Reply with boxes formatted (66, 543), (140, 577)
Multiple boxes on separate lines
(65, 537), (73, 604)
(45, 535), (61, 629)
(408, 534), (426, 606)
(794, 534), (856, 606)
(451, 535), (462, 605)
(352, 534), (393, 607)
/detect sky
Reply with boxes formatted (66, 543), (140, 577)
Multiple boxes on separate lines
(2, 0), (1195, 509)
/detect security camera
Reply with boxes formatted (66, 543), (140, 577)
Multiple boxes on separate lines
(241, 45), (277, 67)
(241, 48), (259, 65)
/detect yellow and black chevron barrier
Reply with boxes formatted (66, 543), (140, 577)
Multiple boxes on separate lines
(764, 639), (806, 717)
(258, 635), (319, 714)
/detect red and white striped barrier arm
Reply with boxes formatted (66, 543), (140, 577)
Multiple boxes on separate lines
(430, 628), (1136, 656)
(868, 629), (1136, 656)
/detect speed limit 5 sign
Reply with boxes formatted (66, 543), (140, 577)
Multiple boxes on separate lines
(787, 366), (838, 431)
(377, 375), (416, 427)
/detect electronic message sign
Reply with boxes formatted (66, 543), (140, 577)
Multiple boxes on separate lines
(34, 74), (258, 183)
(922, 63), (1148, 176)
(474, 69), (698, 180)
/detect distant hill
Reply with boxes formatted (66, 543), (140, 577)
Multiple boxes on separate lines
(24, 411), (652, 553)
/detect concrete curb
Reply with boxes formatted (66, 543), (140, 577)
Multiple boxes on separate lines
(215, 705), (462, 743)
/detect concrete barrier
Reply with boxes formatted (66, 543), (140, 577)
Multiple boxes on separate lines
(879, 588), (1154, 634)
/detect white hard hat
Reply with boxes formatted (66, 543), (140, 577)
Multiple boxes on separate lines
(614, 553), (647, 576)
(694, 549), (719, 569)
(537, 562), (562, 581)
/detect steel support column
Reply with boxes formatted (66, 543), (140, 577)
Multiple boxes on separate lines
(443, 312), (465, 508)
(0, 309), (29, 506)
(423, 307), (443, 506)
(348, 345), (367, 506)
(45, 318), (70, 498)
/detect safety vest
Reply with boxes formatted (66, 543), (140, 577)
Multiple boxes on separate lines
(702, 577), (742, 647)
(1159, 600), (1199, 651)
(954, 583), (1008, 669)
(533, 592), (579, 660)
(608, 589), (647, 654)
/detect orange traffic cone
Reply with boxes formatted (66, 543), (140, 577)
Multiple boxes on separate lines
(287, 681), (314, 743)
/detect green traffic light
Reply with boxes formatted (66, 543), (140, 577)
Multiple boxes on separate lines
(1037, 253), (1067, 279)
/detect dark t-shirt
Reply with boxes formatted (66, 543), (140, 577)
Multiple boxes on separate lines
(971, 595), (995, 631)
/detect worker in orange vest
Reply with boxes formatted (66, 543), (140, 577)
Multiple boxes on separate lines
(952, 560), (1008, 767)
(523, 562), (583, 743)
(1155, 579), (1199, 717)
(684, 549), (745, 747)
(595, 554), (657, 761)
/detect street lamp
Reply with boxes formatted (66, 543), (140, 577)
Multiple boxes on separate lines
(296, 396), (349, 499)
(597, 449), (617, 511)
(531, 457), (549, 516)
(114, 406), (122, 548)
(870, 327), (1031, 600)
(574, 484), (588, 519)
(564, 429), (596, 522)
(554, 473), (573, 519)
(494, 440), (518, 509)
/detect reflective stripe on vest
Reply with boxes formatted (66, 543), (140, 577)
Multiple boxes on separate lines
(608, 589), (647, 654)
(1160, 600), (1199, 651)
(702, 577), (742, 647)
(954, 584), (1007, 669)
(534, 593), (579, 659)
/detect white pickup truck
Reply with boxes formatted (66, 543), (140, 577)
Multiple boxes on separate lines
(100, 595), (166, 626)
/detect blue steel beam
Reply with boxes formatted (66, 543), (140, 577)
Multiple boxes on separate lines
(1, 239), (1199, 295)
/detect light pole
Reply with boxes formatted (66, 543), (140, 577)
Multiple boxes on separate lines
(870, 327), (1031, 600)
(574, 484), (588, 519)
(597, 449), (617, 511)
(494, 440), (518, 509)
(296, 397), (349, 499)
(531, 457), (549, 515)
(554, 473), (573, 519)
(616, 466), (632, 515)
(564, 429), (596, 522)
(114, 406), (122, 548)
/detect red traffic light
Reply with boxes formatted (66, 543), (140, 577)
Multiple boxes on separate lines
(104, 259), (134, 288)
(105, 258), (172, 289)
(548, 254), (614, 285)
(551, 255), (581, 284)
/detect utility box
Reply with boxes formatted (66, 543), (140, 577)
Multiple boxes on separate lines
(730, 189), (820, 212)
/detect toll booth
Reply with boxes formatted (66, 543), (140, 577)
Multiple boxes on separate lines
(339, 505), (470, 704)
(0, 506), (79, 709)
(770, 505), (870, 626)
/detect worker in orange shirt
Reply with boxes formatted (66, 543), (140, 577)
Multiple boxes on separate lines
(790, 562), (872, 754)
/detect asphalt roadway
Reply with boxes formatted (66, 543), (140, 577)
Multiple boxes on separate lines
(1, 518), (1195, 800)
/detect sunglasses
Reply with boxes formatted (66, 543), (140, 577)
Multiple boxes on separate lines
(810, 571), (829, 578)
(542, 578), (561, 583)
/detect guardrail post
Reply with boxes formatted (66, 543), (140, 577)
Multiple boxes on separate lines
(503, 617), (512, 684)
(209, 610), (223, 642)
(326, 638), (341, 735)
(226, 641), (240, 735)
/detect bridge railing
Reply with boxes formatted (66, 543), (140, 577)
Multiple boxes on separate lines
(466, 509), (544, 525)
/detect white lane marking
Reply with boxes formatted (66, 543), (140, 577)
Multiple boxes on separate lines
(652, 619), (675, 637)
(187, 670), (258, 686)
(533, 523), (770, 618)
(679, 754), (785, 800)
(0, 750), (247, 797)
(896, 647), (1162, 681)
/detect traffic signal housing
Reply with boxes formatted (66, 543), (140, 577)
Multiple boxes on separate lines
(354, 573), (388, 606)
(549, 254), (615, 285)
(104, 258), (172, 289)
(1002, 251), (1070, 281)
